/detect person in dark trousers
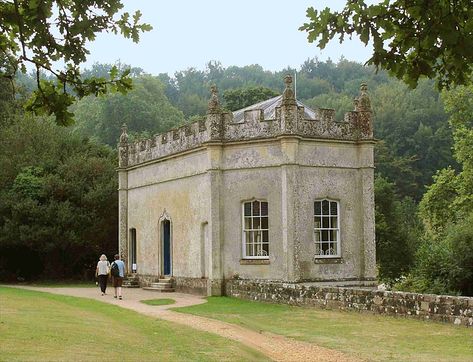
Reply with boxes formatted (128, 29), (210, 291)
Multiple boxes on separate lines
(95, 254), (110, 296)
(111, 254), (126, 300)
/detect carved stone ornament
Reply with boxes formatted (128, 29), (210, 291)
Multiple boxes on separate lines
(207, 84), (221, 114)
(357, 83), (371, 111)
(119, 124), (128, 145)
(282, 75), (296, 105)
(159, 208), (171, 223)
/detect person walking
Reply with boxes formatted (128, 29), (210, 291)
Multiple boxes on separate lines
(111, 254), (125, 300)
(95, 254), (110, 296)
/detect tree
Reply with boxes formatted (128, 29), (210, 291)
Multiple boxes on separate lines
(0, 0), (151, 125)
(300, 1), (473, 89)
(398, 84), (473, 296)
(0, 115), (118, 280)
(374, 176), (420, 282)
(72, 75), (185, 146)
(223, 86), (278, 111)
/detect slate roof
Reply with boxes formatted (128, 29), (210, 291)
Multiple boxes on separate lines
(232, 95), (318, 123)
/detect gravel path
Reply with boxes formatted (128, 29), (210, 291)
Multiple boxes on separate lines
(10, 286), (359, 362)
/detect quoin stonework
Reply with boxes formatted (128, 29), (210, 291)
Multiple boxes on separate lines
(117, 76), (376, 296)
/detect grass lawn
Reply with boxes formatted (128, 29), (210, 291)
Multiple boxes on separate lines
(141, 298), (176, 306)
(0, 287), (267, 361)
(174, 297), (473, 361)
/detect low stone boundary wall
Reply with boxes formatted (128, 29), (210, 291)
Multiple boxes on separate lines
(225, 279), (473, 327)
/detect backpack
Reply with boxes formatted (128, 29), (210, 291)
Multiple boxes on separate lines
(111, 262), (120, 277)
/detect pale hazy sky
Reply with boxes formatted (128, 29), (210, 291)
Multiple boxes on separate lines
(84, 1), (373, 75)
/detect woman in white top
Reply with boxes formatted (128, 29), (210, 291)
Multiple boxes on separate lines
(95, 254), (110, 296)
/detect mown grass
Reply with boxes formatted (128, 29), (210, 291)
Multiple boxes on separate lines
(141, 298), (176, 306)
(0, 287), (267, 361)
(174, 296), (473, 361)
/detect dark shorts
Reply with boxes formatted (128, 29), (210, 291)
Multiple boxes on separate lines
(112, 277), (123, 287)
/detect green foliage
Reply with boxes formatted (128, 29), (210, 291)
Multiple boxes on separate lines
(223, 86), (278, 111)
(374, 176), (420, 282)
(72, 75), (185, 146)
(396, 212), (473, 296)
(419, 168), (459, 234)
(300, 1), (473, 89)
(0, 0), (151, 124)
(404, 84), (473, 296)
(0, 116), (118, 280)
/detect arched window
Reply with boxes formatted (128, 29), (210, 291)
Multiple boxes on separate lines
(314, 199), (340, 258)
(242, 200), (269, 259)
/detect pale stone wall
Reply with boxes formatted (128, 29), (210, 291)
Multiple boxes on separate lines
(117, 78), (377, 295)
(126, 150), (211, 279)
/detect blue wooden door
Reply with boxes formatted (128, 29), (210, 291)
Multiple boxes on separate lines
(163, 220), (171, 275)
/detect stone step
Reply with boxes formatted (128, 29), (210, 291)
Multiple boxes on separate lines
(149, 282), (172, 289)
(122, 275), (140, 288)
(159, 278), (172, 283)
(142, 287), (175, 292)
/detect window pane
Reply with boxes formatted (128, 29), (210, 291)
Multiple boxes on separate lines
(330, 230), (338, 242)
(314, 217), (321, 229)
(246, 243), (252, 256)
(314, 231), (321, 242)
(321, 242), (329, 253)
(322, 200), (329, 215)
(244, 202), (251, 216)
(331, 216), (338, 228)
(253, 217), (260, 230)
(244, 217), (251, 230)
(332, 243), (338, 255)
(314, 201), (321, 216)
(262, 243), (269, 256)
(252, 200), (260, 215)
(322, 230), (329, 242)
(261, 217), (268, 229)
(330, 201), (338, 215)
(245, 231), (250, 243)
(261, 202), (268, 216)
(262, 230), (269, 242)
(322, 217), (329, 228)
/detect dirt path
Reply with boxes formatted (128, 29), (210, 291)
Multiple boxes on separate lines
(9, 285), (359, 362)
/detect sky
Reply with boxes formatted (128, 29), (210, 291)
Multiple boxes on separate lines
(84, 0), (373, 76)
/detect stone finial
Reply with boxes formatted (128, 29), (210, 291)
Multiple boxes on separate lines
(207, 84), (221, 114)
(356, 83), (371, 111)
(119, 124), (128, 145)
(282, 75), (296, 105)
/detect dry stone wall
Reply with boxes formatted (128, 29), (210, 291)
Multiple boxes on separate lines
(225, 279), (473, 327)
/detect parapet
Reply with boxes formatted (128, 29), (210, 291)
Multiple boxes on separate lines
(118, 77), (374, 168)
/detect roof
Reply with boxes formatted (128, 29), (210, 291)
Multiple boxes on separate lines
(232, 95), (318, 123)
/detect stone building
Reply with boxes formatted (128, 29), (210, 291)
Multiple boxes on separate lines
(117, 76), (376, 295)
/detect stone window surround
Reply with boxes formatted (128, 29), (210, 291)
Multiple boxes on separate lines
(241, 199), (269, 260)
(313, 199), (341, 258)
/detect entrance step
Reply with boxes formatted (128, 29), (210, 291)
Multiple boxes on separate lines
(122, 274), (140, 288)
(142, 279), (175, 292)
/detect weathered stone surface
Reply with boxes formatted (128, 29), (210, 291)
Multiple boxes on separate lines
(117, 78), (376, 296)
(225, 279), (473, 327)
(120, 83), (374, 168)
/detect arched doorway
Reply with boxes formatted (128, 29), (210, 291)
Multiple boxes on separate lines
(162, 219), (172, 276)
(159, 209), (172, 277)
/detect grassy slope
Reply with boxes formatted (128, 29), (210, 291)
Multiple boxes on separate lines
(0, 287), (267, 361)
(174, 297), (473, 361)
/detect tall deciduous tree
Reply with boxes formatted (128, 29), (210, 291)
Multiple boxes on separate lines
(300, 1), (473, 89)
(0, 0), (151, 125)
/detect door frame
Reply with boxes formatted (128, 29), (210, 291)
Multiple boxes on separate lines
(159, 209), (173, 277)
